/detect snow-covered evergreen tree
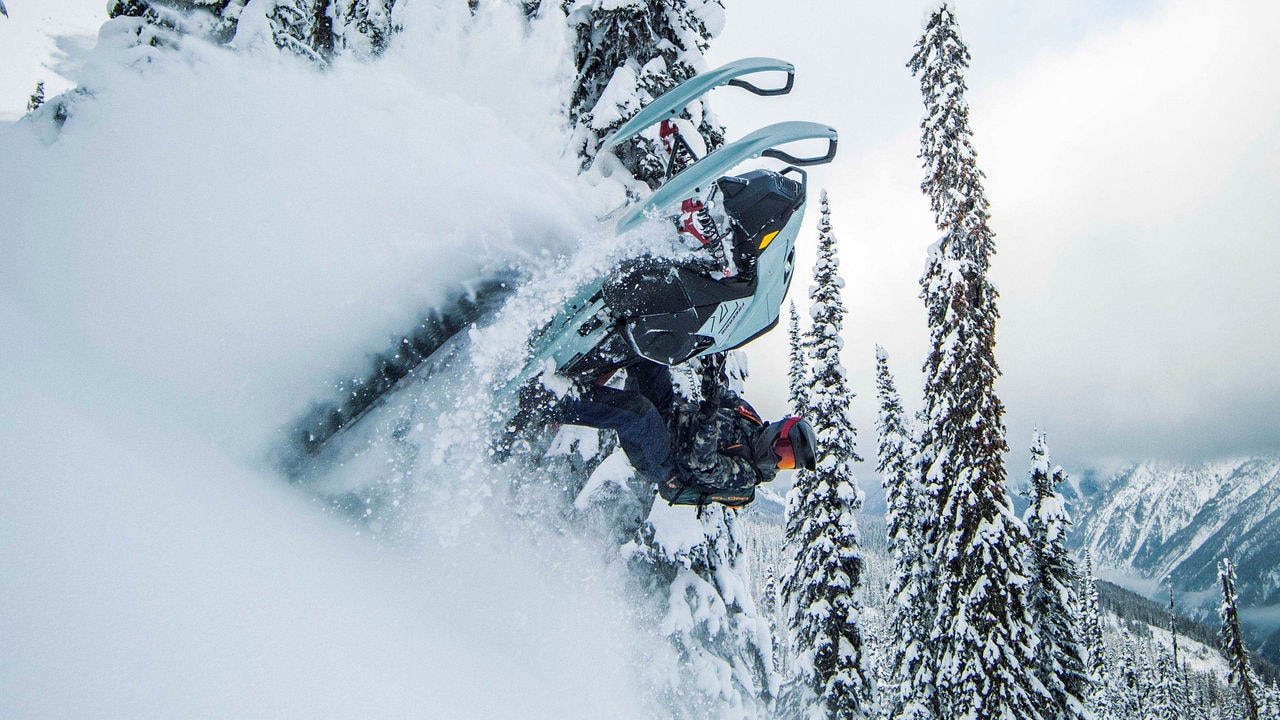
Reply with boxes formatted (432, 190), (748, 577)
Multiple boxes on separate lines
(562, 0), (725, 188)
(780, 190), (874, 720)
(1219, 557), (1262, 720)
(107, 0), (245, 48)
(27, 82), (45, 113)
(784, 302), (814, 549)
(787, 301), (810, 418)
(874, 346), (932, 720)
(1264, 682), (1280, 720)
(334, 0), (399, 56)
(624, 504), (777, 718)
(519, 0), (543, 19)
(106, 0), (397, 61)
(1144, 649), (1180, 720)
(1099, 632), (1142, 720)
(764, 563), (782, 674)
(1078, 550), (1106, 683)
(265, 0), (337, 60)
(907, 5), (1045, 718)
(1023, 431), (1092, 719)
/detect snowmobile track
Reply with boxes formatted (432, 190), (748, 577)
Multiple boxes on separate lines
(285, 272), (520, 471)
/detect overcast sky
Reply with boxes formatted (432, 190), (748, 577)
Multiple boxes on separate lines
(708, 0), (1280, 473)
(3, 0), (1278, 473)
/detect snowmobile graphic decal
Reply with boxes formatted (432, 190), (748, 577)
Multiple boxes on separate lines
(700, 298), (748, 341)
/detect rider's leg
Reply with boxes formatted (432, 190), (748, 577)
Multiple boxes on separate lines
(622, 360), (674, 418)
(556, 386), (673, 485)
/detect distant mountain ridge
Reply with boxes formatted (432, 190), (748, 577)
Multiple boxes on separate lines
(1067, 456), (1280, 661)
(1095, 578), (1280, 686)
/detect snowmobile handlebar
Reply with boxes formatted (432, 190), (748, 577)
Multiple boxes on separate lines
(780, 166), (809, 199)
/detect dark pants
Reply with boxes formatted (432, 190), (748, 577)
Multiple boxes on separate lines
(557, 362), (674, 485)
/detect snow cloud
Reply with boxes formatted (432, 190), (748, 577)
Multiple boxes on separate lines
(0, 6), (655, 716)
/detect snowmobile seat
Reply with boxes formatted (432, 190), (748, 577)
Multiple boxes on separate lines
(603, 261), (755, 318)
(716, 169), (804, 283)
(596, 169), (805, 367)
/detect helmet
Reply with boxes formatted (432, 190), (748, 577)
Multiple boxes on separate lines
(751, 416), (817, 471)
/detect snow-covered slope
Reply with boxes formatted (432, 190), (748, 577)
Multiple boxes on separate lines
(0, 4), (670, 717)
(1071, 458), (1280, 659)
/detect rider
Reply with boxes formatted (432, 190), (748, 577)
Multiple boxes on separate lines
(556, 359), (817, 509)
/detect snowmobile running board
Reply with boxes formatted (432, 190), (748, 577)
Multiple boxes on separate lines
(615, 120), (838, 234)
(600, 57), (797, 153)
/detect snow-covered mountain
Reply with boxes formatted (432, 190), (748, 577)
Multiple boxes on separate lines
(1069, 457), (1280, 661)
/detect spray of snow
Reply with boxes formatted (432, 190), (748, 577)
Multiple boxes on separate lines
(0, 4), (674, 717)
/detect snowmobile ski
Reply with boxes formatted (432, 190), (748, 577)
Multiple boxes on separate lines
(614, 120), (837, 234)
(600, 57), (796, 153)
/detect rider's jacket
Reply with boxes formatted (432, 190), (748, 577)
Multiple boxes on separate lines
(673, 391), (778, 491)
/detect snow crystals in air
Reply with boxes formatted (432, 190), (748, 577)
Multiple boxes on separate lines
(0, 4), (673, 718)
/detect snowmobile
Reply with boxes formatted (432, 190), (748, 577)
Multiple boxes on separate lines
(286, 57), (836, 466)
(492, 57), (837, 429)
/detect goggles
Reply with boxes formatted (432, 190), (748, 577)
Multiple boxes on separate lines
(772, 416), (800, 469)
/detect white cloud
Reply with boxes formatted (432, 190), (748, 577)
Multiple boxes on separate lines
(977, 0), (1280, 464)
(720, 0), (1280, 472)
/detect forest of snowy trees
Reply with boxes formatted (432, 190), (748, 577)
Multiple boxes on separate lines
(754, 5), (1280, 719)
(15, 1), (1280, 719)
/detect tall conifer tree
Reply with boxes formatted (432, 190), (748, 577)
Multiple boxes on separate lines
(908, 4), (1044, 717)
(1024, 432), (1092, 719)
(764, 563), (783, 674)
(781, 191), (873, 719)
(875, 346), (932, 720)
(1219, 558), (1262, 720)
(785, 302), (814, 525)
(1145, 650), (1180, 720)
(1078, 551), (1106, 683)
(787, 301), (810, 417)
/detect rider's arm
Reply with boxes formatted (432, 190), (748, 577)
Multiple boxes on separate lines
(685, 413), (759, 491)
